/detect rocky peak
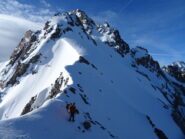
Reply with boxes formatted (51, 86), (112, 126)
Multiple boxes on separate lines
(131, 46), (160, 70)
(70, 9), (96, 27)
(50, 9), (96, 35)
(172, 61), (185, 72)
(50, 10), (130, 56)
(103, 22), (110, 28)
(162, 61), (185, 83)
(9, 30), (37, 65)
(131, 46), (165, 78)
(98, 23), (130, 56)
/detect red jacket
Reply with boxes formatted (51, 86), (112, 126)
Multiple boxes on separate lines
(70, 105), (76, 113)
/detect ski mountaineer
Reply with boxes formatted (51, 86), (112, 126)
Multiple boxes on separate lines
(66, 103), (79, 122)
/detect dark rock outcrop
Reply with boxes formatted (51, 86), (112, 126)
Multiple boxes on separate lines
(6, 54), (41, 86)
(21, 96), (37, 115)
(9, 30), (37, 65)
(49, 73), (65, 98)
(7, 63), (29, 85)
(163, 61), (185, 83)
(131, 46), (161, 74)
(79, 56), (90, 65)
(51, 25), (62, 39)
(98, 24), (130, 57)
(154, 128), (168, 139)
(83, 121), (91, 130)
(146, 115), (168, 139)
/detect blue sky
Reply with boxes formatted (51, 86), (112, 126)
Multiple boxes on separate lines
(0, 0), (184, 66)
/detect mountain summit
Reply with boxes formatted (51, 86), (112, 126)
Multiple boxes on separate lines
(0, 10), (184, 139)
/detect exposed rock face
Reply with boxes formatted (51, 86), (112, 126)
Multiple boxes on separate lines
(79, 56), (90, 65)
(154, 128), (168, 139)
(7, 63), (29, 85)
(21, 96), (37, 115)
(72, 9), (96, 32)
(98, 22), (130, 57)
(50, 25), (62, 39)
(162, 61), (185, 83)
(110, 30), (130, 56)
(49, 73), (67, 98)
(9, 30), (37, 65)
(131, 46), (168, 81)
(6, 54), (41, 86)
(131, 46), (161, 73)
(146, 116), (168, 139)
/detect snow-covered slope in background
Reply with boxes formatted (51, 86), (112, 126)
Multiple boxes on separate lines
(0, 10), (184, 139)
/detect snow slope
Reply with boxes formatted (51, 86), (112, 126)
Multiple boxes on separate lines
(0, 10), (184, 139)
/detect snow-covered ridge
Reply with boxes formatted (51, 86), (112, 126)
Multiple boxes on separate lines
(0, 9), (130, 121)
(0, 10), (184, 139)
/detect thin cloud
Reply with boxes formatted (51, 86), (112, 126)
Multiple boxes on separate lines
(40, 0), (51, 8)
(0, 14), (41, 61)
(151, 53), (175, 57)
(132, 37), (185, 65)
(0, 0), (54, 22)
(92, 10), (119, 25)
(0, 0), (56, 62)
(118, 0), (134, 14)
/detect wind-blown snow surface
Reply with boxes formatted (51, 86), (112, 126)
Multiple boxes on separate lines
(0, 38), (80, 119)
(0, 10), (184, 139)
